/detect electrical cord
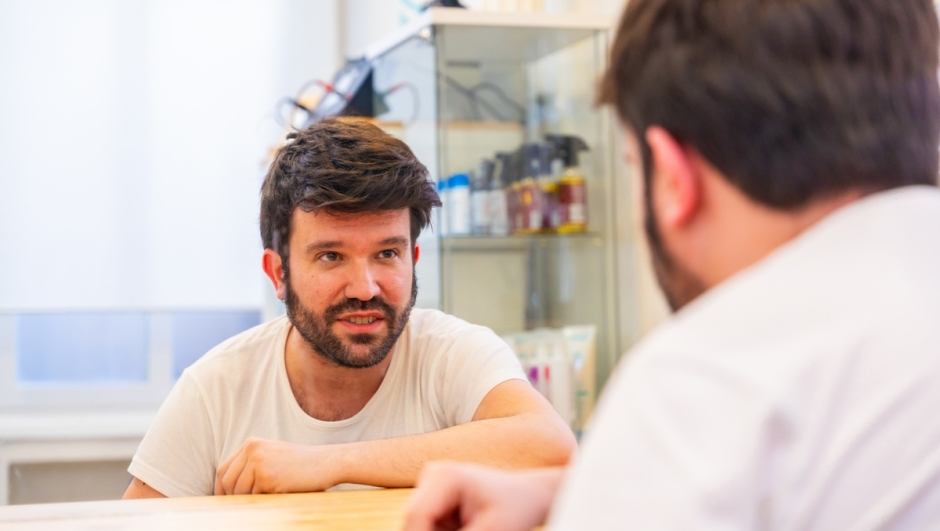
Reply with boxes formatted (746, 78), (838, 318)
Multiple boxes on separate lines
(441, 74), (519, 121)
(382, 82), (422, 124)
(275, 79), (349, 129)
(275, 97), (313, 129)
(470, 82), (526, 120)
(441, 73), (528, 122)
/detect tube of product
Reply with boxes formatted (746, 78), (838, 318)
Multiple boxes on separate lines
(547, 329), (576, 428)
(507, 332), (538, 390)
(561, 325), (596, 435)
(532, 330), (552, 400)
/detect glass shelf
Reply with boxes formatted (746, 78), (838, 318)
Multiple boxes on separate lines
(440, 232), (604, 252)
(370, 9), (623, 414)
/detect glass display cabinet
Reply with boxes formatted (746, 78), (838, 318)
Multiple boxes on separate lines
(364, 8), (620, 432)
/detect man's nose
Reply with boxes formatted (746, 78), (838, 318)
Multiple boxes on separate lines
(344, 261), (381, 301)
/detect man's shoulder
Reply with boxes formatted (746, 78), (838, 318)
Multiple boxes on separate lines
(406, 308), (501, 342)
(625, 186), (940, 387)
(401, 308), (514, 365)
(183, 314), (289, 380)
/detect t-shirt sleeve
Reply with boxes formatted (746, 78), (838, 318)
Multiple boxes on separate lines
(431, 323), (527, 426)
(128, 371), (218, 497)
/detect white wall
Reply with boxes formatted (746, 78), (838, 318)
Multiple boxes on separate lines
(0, 0), (340, 504)
(0, 0), (339, 312)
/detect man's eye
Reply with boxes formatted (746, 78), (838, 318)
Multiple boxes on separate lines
(378, 249), (398, 259)
(319, 252), (339, 262)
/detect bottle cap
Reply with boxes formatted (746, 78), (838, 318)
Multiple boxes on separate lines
(545, 134), (589, 168)
(494, 152), (514, 188)
(474, 159), (495, 190)
(539, 143), (554, 176)
(508, 148), (527, 184)
(524, 143), (542, 178)
(448, 173), (470, 188)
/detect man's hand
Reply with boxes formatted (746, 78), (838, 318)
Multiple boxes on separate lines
(404, 462), (566, 531)
(215, 437), (341, 495)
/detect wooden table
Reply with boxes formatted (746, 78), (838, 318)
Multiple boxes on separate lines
(0, 488), (414, 530)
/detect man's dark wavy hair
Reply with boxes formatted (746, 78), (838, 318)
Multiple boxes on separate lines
(260, 117), (441, 267)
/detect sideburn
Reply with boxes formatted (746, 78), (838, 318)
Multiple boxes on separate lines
(640, 144), (707, 312)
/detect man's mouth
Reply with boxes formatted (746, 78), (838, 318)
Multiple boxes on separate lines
(346, 316), (378, 325)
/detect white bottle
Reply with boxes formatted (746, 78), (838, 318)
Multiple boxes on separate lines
(471, 188), (490, 235)
(471, 160), (494, 235)
(488, 188), (509, 236)
(448, 173), (471, 236)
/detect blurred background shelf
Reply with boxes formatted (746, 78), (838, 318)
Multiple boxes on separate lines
(370, 10), (628, 398)
(440, 232), (604, 252)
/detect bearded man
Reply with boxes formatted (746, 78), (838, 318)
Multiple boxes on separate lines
(123, 117), (575, 498)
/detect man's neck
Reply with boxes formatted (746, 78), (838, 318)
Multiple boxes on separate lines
(695, 170), (865, 289)
(283, 325), (395, 422)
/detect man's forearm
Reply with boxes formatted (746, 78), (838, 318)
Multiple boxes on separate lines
(333, 412), (575, 488)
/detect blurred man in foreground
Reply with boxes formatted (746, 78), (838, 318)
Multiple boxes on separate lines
(406, 0), (940, 529)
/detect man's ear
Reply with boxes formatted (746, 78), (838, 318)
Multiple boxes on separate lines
(646, 126), (702, 228)
(262, 249), (286, 301)
(413, 242), (420, 266)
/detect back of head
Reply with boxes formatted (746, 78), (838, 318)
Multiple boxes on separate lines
(599, 0), (940, 208)
(260, 117), (441, 259)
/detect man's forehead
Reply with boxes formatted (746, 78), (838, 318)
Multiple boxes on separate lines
(294, 207), (408, 223)
(290, 208), (411, 239)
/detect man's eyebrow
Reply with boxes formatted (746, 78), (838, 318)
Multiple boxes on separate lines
(304, 241), (343, 254)
(303, 237), (409, 254)
(378, 237), (410, 247)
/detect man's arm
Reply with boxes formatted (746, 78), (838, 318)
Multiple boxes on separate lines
(404, 462), (566, 531)
(122, 477), (168, 499)
(215, 379), (576, 494)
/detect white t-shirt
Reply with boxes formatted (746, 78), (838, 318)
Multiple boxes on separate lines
(550, 186), (940, 531)
(129, 308), (525, 497)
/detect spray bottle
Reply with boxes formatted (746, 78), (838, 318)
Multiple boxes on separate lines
(537, 143), (560, 232)
(515, 144), (545, 235)
(545, 134), (589, 233)
(491, 152), (513, 236)
(471, 159), (494, 235)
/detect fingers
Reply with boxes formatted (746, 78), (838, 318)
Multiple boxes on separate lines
(214, 449), (234, 496)
(216, 442), (253, 495)
(403, 461), (467, 531)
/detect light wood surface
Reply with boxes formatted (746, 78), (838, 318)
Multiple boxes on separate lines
(0, 488), (413, 531)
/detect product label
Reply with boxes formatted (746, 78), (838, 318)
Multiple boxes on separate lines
(569, 203), (585, 223)
(471, 192), (489, 232)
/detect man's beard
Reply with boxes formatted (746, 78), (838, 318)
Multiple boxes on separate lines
(283, 268), (418, 369)
(641, 163), (708, 312)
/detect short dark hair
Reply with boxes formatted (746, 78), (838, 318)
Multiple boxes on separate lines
(260, 117), (441, 261)
(599, 0), (940, 208)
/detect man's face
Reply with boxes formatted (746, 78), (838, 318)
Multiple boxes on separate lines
(626, 131), (707, 312)
(282, 208), (417, 368)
